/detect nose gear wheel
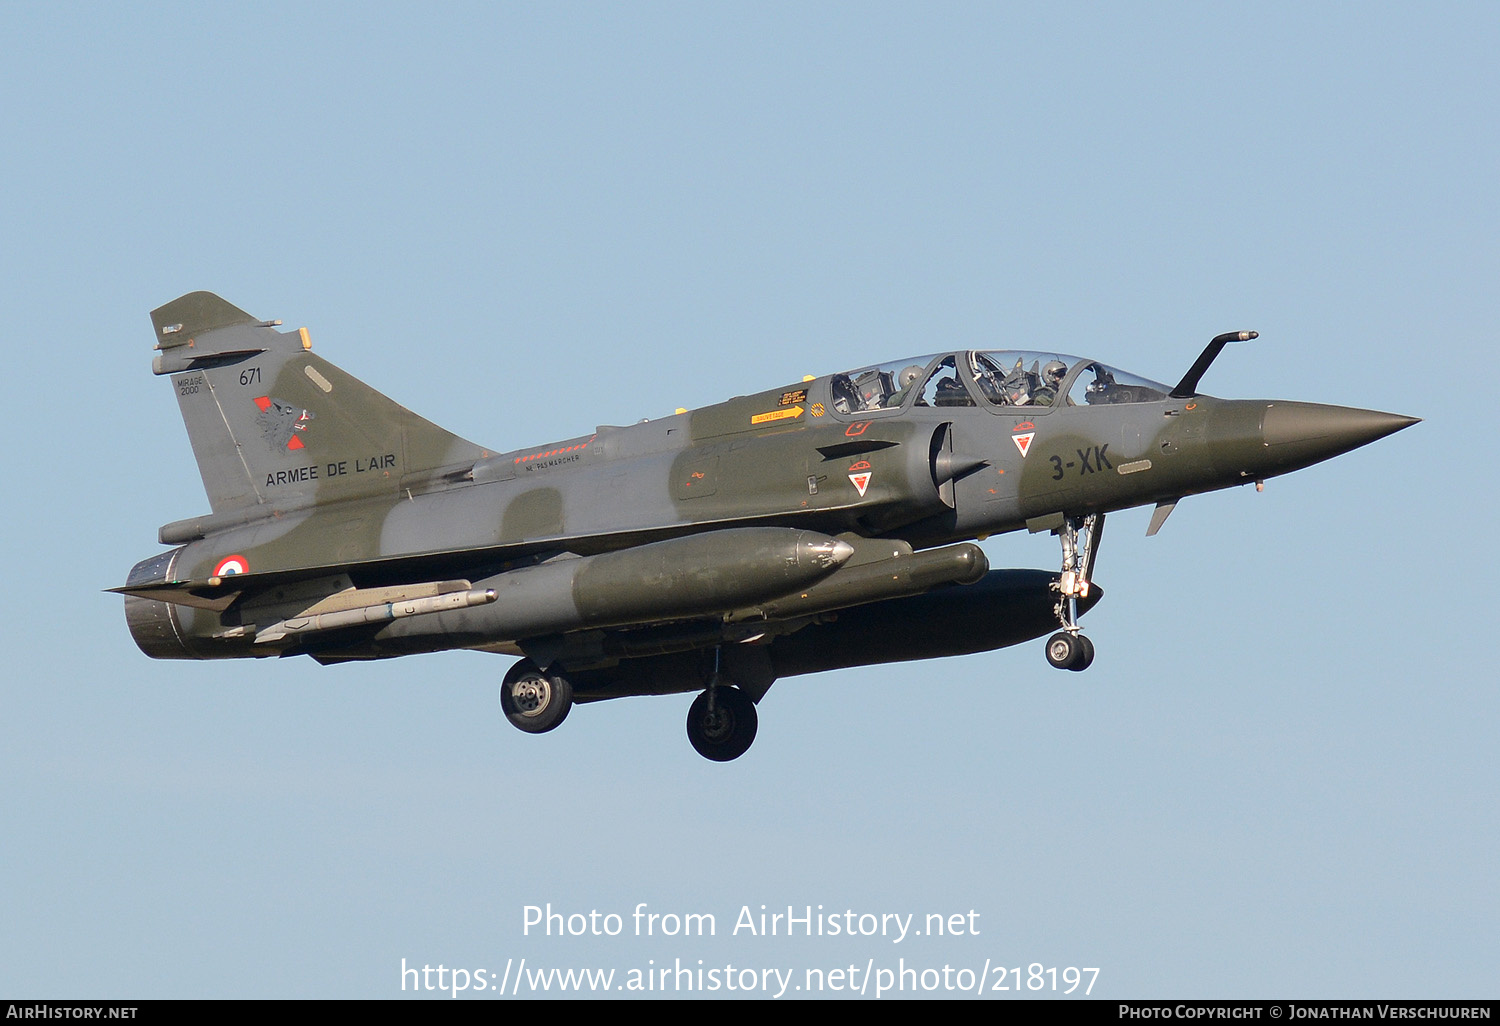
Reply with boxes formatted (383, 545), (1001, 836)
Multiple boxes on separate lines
(1045, 631), (1095, 670)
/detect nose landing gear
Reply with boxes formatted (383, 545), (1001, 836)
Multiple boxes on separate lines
(1046, 512), (1103, 671)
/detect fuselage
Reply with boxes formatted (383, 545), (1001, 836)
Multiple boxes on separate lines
(124, 346), (1412, 667)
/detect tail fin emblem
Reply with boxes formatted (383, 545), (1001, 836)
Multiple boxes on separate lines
(253, 396), (317, 452)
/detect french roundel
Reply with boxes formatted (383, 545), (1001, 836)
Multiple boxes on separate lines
(213, 555), (249, 576)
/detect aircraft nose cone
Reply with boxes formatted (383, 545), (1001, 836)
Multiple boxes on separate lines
(1260, 402), (1419, 470)
(1264, 402), (1419, 448)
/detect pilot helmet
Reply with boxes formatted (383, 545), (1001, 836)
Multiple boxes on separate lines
(1043, 360), (1067, 383)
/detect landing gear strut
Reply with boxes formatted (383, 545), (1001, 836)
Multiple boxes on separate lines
(1047, 513), (1103, 671)
(500, 659), (574, 733)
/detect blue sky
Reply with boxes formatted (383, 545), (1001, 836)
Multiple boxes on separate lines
(2, 3), (1494, 998)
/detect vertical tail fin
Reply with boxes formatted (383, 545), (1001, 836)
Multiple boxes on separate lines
(150, 292), (490, 514)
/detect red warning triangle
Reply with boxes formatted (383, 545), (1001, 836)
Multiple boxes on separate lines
(1012, 432), (1035, 457)
(848, 471), (872, 496)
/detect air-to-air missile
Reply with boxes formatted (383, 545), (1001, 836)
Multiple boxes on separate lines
(117, 294), (1417, 760)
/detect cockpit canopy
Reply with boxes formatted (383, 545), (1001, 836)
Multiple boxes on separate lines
(829, 351), (1172, 415)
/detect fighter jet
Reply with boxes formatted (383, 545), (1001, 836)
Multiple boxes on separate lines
(117, 292), (1417, 761)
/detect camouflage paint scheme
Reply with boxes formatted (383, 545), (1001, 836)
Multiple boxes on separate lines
(118, 293), (1417, 760)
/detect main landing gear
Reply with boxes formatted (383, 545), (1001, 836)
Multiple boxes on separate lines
(499, 653), (761, 762)
(686, 686), (758, 762)
(686, 650), (758, 762)
(1046, 512), (1103, 672)
(500, 659), (574, 733)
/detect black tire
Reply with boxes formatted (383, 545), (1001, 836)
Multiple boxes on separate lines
(1068, 634), (1095, 672)
(1045, 631), (1082, 670)
(686, 687), (758, 762)
(500, 659), (573, 734)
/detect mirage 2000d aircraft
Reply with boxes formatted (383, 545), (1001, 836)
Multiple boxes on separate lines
(117, 293), (1417, 761)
